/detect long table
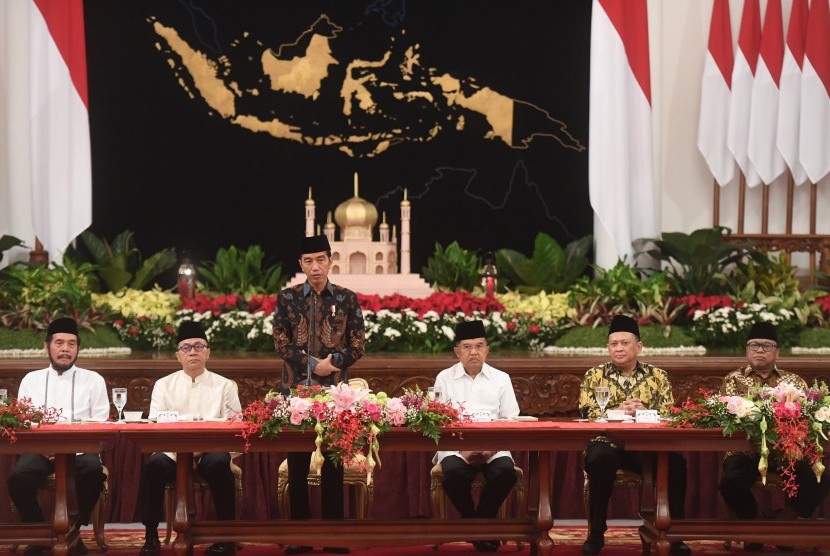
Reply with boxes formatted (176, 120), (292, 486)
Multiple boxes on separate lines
(122, 420), (607, 556)
(11, 422), (830, 556)
(0, 426), (116, 556)
(606, 428), (830, 556)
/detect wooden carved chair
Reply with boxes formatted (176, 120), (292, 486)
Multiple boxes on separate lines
(10, 465), (110, 552)
(429, 462), (526, 550)
(163, 459), (243, 544)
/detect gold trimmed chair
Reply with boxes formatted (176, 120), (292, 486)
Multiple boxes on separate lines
(276, 377), (375, 519)
(429, 462), (526, 550)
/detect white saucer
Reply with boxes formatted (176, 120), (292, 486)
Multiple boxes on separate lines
(607, 416), (634, 422)
(512, 415), (539, 422)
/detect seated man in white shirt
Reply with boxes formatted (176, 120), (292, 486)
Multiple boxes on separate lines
(433, 320), (520, 553)
(7, 317), (110, 556)
(137, 321), (242, 556)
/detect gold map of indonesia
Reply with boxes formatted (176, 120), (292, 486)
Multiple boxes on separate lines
(150, 14), (585, 158)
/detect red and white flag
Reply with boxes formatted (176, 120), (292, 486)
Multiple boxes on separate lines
(727, 0), (762, 188)
(589, 0), (655, 266)
(698, 0), (736, 187)
(747, 0), (785, 184)
(799, 0), (830, 184)
(29, 0), (92, 259)
(777, 0), (809, 186)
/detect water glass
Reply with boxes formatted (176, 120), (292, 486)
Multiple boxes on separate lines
(594, 385), (610, 421)
(112, 387), (127, 422)
(427, 386), (442, 401)
(0, 388), (7, 403)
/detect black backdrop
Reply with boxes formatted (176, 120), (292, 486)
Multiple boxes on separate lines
(84, 0), (592, 280)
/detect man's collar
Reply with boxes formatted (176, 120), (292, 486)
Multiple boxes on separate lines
(742, 364), (780, 378)
(48, 365), (76, 376)
(452, 361), (490, 379)
(303, 281), (333, 296)
(608, 361), (644, 376)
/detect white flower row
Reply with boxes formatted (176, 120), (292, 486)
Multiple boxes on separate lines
(0, 347), (133, 358)
(540, 345), (707, 356)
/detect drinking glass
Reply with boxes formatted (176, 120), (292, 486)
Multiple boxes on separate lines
(0, 388), (7, 403)
(112, 388), (127, 422)
(594, 386), (610, 421)
(427, 386), (442, 401)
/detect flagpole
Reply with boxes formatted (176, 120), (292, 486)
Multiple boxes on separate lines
(712, 178), (720, 227)
(785, 173), (794, 234)
(761, 183), (770, 234)
(738, 173), (747, 234)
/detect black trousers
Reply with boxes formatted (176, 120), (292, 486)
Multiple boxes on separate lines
(6, 453), (105, 525)
(287, 451), (344, 519)
(440, 455), (517, 519)
(584, 440), (687, 537)
(719, 453), (830, 518)
(138, 452), (235, 528)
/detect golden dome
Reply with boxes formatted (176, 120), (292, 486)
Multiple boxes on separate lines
(334, 173), (378, 229)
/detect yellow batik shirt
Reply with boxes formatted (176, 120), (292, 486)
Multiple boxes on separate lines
(719, 365), (807, 396)
(578, 361), (675, 420)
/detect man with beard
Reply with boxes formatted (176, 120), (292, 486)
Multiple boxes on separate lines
(7, 317), (110, 556)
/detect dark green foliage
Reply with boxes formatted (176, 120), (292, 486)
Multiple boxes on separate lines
(198, 245), (286, 296)
(0, 258), (109, 330)
(0, 235), (25, 265)
(796, 327), (830, 349)
(70, 230), (177, 292)
(496, 233), (591, 294)
(421, 242), (481, 292)
(640, 227), (760, 295)
(555, 324), (696, 348)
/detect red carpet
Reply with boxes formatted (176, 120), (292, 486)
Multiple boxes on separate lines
(72, 527), (829, 556)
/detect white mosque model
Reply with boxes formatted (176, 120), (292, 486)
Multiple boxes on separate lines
(286, 173), (434, 297)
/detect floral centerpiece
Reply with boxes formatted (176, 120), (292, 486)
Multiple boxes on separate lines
(670, 382), (830, 497)
(0, 397), (62, 444)
(238, 383), (464, 481)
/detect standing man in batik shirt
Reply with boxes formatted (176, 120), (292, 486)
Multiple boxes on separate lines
(7, 317), (109, 556)
(272, 234), (365, 555)
(578, 315), (690, 556)
(718, 322), (829, 551)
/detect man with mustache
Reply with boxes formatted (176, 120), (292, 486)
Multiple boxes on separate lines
(719, 321), (830, 551)
(7, 317), (110, 556)
(433, 319), (520, 553)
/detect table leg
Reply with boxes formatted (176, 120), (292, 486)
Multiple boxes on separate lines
(52, 454), (79, 556)
(653, 451), (670, 556)
(534, 450), (553, 556)
(173, 453), (195, 556)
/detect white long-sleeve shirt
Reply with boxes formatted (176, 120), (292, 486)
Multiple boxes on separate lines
(433, 361), (520, 464)
(149, 369), (241, 420)
(17, 365), (110, 422)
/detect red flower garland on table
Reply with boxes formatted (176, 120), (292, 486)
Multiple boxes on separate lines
(0, 397), (62, 444)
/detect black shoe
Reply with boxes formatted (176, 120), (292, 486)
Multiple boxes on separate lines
(670, 542), (692, 556)
(71, 539), (88, 556)
(582, 535), (605, 555)
(23, 547), (49, 556)
(324, 549), (351, 555)
(205, 543), (236, 556)
(473, 540), (500, 552)
(140, 538), (161, 556)
(285, 547), (313, 555)
(744, 543), (763, 552)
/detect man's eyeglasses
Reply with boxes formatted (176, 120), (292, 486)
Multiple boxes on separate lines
(178, 343), (209, 353)
(746, 341), (778, 352)
(608, 340), (636, 349)
(457, 343), (488, 353)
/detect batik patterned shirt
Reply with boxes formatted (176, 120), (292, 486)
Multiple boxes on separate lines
(578, 361), (675, 420)
(273, 280), (365, 392)
(719, 365), (807, 396)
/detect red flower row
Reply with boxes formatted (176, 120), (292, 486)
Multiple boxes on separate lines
(357, 291), (504, 317)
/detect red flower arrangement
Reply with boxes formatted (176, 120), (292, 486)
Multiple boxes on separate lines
(357, 292), (504, 317)
(0, 397), (62, 444)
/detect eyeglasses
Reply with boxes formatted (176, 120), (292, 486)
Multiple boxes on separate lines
(457, 343), (488, 353)
(746, 341), (778, 352)
(178, 343), (208, 353)
(608, 340), (636, 349)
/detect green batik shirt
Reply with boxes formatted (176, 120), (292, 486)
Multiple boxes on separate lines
(578, 361), (675, 420)
(719, 365), (807, 396)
